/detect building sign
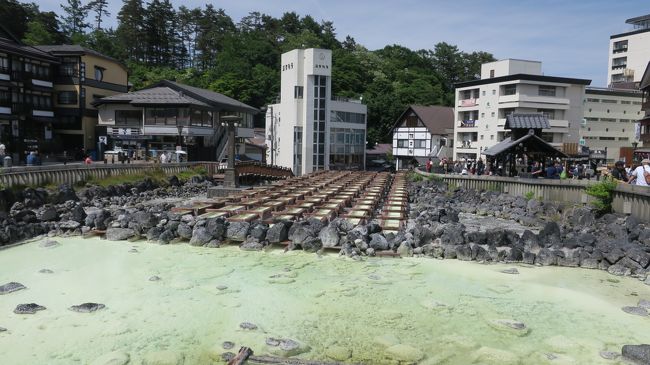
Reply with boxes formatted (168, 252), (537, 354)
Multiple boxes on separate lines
(635, 122), (641, 141)
(98, 136), (107, 144)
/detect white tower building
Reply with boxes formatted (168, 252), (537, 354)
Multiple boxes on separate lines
(265, 48), (367, 175)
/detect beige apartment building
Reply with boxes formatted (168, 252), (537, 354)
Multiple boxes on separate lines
(581, 87), (643, 162)
(608, 14), (650, 87)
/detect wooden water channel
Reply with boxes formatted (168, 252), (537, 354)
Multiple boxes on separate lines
(172, 170), (409, 246)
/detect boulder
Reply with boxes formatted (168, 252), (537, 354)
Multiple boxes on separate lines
(189, 227), (212, 246)
(71, 205), (87, 223)
(249, 223), (268, 241)
(268, 339), (310, 358)
(536, 248), (556, 266)
(204, 218), (227, 240)
(59, 220), (81, 230)
(369, 233), (389, 251)
(622, 306), (648, 317)
(146, 227), (164, 241)
(132, 211), (158, 229)
(105, 228), (135, 241)
(40, 206), (59, 221)
(301, 237), (322, 252)
(51, 184), (79, 204)
(0, 282), (26, 294)
(226, 222), (250, 241)
(14, 303), (46, 314)
(176, 223), (193, 240)
(456, 245), (472, 261)
(240, 238), (265, 251)
(267, 221), (290, 244)
(622, 344), (650, 365)
(69, 303), (106, 313)
(319, 226), (340, 248)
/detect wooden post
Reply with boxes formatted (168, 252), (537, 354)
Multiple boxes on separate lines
(227, 347), (253, 365)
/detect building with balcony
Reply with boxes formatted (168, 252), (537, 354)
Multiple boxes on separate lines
(0, 24), (59, 163)
(608, 14), (650, 88)
(390, 105), (454, 169)
(264, 48), (367, 175)
(453, 59), (590, 161)
(35, 45), (128, 155)
(581, 87), (644, 162)
(94, 80), (257, 161)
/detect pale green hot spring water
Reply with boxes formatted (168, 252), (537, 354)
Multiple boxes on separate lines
(0, 237), (648, 364)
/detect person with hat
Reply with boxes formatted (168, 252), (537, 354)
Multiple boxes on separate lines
(628, 159), (650, 186)
(610, 161), (628, 183)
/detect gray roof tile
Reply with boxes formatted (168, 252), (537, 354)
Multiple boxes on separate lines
(505, 113), (550, 130)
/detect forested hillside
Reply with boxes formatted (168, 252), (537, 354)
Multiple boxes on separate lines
(0, 0), (496, 144)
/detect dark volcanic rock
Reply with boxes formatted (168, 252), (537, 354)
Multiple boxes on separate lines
(189, 227), (212, 246)
(105, 228), (135, 241)
(622, 306), (648, 317)
(369, 233), (389, 251)
(69, 303), (106, 313)
(267, 221), (290, 243)
(205, 218), (227, 240)
(239, 322), (258, 330)
(240, 237), (265, 251)
(622, 344), (650, 365)
(14, 303), (46, 314)
(71, 205), (87, 223)
(227, 222), (250, 241)
(40, 206), (59, 221)
(222, 341), (235, 350)
(0, 282), (26, 294)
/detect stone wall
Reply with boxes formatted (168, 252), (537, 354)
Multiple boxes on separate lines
(414, 169), (650, 221)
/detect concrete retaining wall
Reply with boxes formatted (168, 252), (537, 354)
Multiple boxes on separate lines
(414, 168), (650, 221)
(0, 162), (216, 188)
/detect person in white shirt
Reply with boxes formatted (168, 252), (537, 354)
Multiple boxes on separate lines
(160, 152), (167, 164)
(628, 159), (650, 186)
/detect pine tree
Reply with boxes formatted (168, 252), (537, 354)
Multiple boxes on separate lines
(116, 0), (145, 62)
(60, 0), (90, 38)
(88, 0), (110, 30)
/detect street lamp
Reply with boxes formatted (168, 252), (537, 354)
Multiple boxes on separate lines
(220, 115), (241, 188)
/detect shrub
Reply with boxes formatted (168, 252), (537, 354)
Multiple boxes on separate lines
(585, 176), (617, 214)
(524, 191), (535, 201)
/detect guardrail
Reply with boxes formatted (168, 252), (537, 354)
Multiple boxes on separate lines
(414, 168), (650, 221)
(0, 161), (293, 188)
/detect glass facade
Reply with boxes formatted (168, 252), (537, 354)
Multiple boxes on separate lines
(312, 75), (327, 169)
(330, 110), (365, 124)
(329, 128), (364, 169)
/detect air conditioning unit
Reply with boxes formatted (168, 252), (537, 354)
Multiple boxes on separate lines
(581, 119), (587, 126)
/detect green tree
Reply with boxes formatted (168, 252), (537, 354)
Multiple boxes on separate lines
(87, 0), (110, 30)
(22, 19), (56, 45)
(60, 0), (90, 37)
(116, 0), (145, 62)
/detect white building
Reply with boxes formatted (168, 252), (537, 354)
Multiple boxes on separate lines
(453, 59), (590, 161)
(608, 14), (650, 87)
(265, 48), (367, 175)
(391, 105), (454, 169)
(581, 87), (644, 162)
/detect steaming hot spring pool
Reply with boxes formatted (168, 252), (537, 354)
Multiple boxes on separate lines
(0, 237), (648, 364)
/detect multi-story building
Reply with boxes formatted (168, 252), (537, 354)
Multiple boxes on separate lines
(637, 62), (650, 159)
(265, 48), (367, 175)
(94, 80), (257, 161)
(453, 59), (590, 161)
(0, 25), (58, 163)
(35, 45), (128, 154)
(608, 14), (650, 87)
(390, 105), (454, 169)
(581, 87), (643, 162)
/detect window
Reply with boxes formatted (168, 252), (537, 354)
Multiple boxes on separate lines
(331, 110), (365, 124)
(613, 40), (628, 53)
(482, 90), (486, 96)
(489, 69), (494, 78)
(480, 134), (484, 140)
(601, 99), (617, 104)
(490, 135), (494, 140)
(146, 108), (179, 125)
(94, 66), (104, 81)
(480, 113), (485, 118)
(503, 84), (517, 95)
(621, 100), (631, 104)
(538, 109), (555, 120)
(632, 101), (642, 105)
(492, 89), (496, 95)
(620, 119), (630, 123)
(491, 112), (495, 117)
(612, 56), (627, 69)
(408, 133), (414, 139)
(599, 137), (615, 140)
(115, 110), (142, 126)
(414, 140), (426, 148)
(587, 98), (599, 102)
(397, 139), (408, 148)
(619, 137), (629, 141)
(538, 85), (556, 97)
(294, 86), (303, 99)
(0, 56), (8, 72)
(601, 118), (616, 122)
(57, 91), (78, 105)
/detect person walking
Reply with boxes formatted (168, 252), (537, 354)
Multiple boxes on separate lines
(610, 161), (628, 182)
(628, 159), (650, 186)
(160, 151), (167, 164)
(426, 157), (432, 173)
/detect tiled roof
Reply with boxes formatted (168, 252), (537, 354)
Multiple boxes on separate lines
(35, 44), (126, 70)
(482, 133), (566, 158)
(367, 143), (392, 155)
(158, 80), (258, 113)
(96, 86), (210, 107)
(505, 113), (550, 130)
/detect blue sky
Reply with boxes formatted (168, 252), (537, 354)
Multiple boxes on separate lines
(37, 0), (647, 86)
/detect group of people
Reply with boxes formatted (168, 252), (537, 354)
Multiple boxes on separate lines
(608, 159), (650, 186)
